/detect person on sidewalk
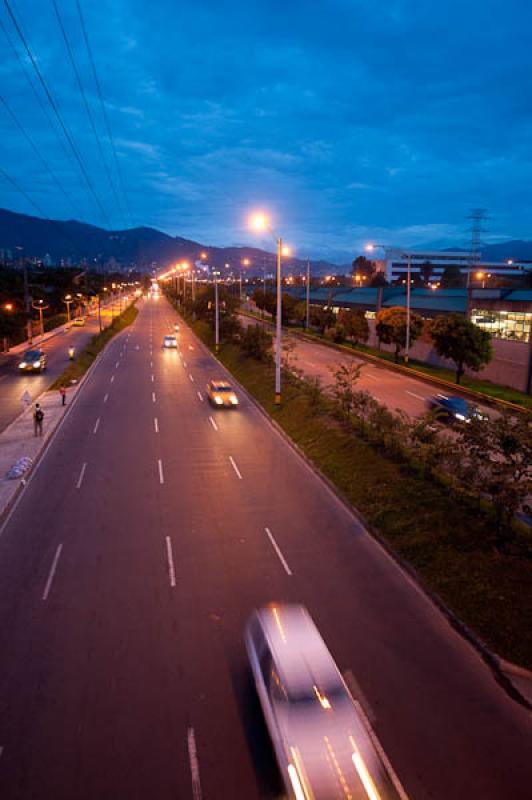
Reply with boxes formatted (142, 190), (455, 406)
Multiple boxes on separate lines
(59, 385), (66, 406)
(33, 403), (44, 437)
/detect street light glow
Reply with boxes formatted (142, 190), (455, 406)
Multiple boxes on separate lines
(281, 245), (291, 257)
(250, 212), (270, 231)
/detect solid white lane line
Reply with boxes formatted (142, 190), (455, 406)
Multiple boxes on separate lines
(158, 458), (164, 485)
(189, 374), (194, 382)
(209, 416), (218, 431)
(93, 417), (100, 434)
(42, 544), (63, 600)
(76, 462), (87, 489)
(165, 536), (176, 588)
(154, 417), (159, 434)
(265, 527), (292, 576)
(110, 375), (115, 383)
(187, 728), (203, 800)
(197, 391), (204, 402)
(406, 390), (425, 401)
(103, 393), (109, 403)
(152, 392), (156, 403)
(229, 456), (242, 480)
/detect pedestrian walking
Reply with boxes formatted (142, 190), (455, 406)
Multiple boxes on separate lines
(59, 385), (66, 406)
(33, 403), (44, 437)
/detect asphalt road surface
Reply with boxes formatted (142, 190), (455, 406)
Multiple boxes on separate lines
(239, 313), (494, 418)
(0, 296), (530, 799)
(0, 299), (127, 434)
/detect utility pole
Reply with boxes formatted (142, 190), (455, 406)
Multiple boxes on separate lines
(404, 252), (412, 363)
(214, 270), (220, 352)
(275, 237), (282, 404)
(23, 260), (32, 343)
(306, 258), (310, 329)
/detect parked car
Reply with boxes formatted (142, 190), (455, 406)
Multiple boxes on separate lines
(426, 394), (487, 423)
(18, 349), (48, 373)
(245, 604), (405, 799)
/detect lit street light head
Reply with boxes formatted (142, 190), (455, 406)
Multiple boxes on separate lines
(249, 212), (270, 232)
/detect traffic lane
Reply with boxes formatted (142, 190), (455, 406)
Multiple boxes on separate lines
(176, 311), (532, 798)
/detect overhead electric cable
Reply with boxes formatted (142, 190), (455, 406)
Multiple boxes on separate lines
(3, 0), (111, 226)
(76, 0), (134, 227)
(51, 0), (126, 229)
(0, 93), (81, 216)
(0, 165), (47, 217)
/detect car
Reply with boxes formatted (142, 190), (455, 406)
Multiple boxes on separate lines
(174, 322), (180, 332)
(73, 317), (85, 326)
(206, 380), (239, 407)
(163, 334), (177, 348)
(18, 349), (48, 373)
(245, 604), (405, 800)
(426, 394), (487, 423)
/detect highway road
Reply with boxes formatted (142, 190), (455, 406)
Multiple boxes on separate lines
(239, 313), (493, 418)
(0, 295), (530, 799)
(0, 299), (127, 435)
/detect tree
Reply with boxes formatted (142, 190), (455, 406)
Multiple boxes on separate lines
(309, 305), (335, 333)
(420, 261), (434, 285)
(351, 255), (375, 279)
(376, 306), (423, 362)
(440, 264), (464, 288)
(370, 271), (387, 287)
(428, 313), (493, 384)
(240, 324), (273, 360)
(329, 361), (362, 416)
(325, 323), (346, 343)
(293, 301), (307, 326)
(281, 293), (298, 324)
(337, 308), (369, 344)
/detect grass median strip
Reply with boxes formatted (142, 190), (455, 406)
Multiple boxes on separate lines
(50, 305), (138, 391)
(193, 320), (532, 670)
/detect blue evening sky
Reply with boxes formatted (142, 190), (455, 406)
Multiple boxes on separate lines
(0, 0), (530, 262)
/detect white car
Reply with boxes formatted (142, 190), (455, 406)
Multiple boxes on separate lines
(163, 335), (177, 348)
(245, 604), (406, 800)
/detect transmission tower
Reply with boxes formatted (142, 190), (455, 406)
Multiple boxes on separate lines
(466, 209), (489, 287)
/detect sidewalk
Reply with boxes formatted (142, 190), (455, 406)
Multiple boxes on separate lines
(0, 383), (81, 521)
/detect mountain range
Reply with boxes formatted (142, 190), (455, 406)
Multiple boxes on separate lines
(1, 207), (531, 273)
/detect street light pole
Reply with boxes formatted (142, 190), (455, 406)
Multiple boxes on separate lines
(214, 270), (220, 352)
(275, 236), (282, 404)
(306, 258), (310, 329)
(64, 295), (72, 323)
(405, 252), (411, 364)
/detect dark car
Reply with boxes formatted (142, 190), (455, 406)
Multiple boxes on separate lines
(427, 394), (486, 423)
(17, 349), (48, 373)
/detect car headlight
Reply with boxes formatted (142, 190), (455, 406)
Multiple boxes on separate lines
(19, 362), (26, 368)
(455, 413), (466, 421)
(214, 396), (223, 404)
(230, 395), (238, 404)
(33, 360), (41, 367)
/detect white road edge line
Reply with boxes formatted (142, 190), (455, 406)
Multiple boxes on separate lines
(165, 536), (176, 588)
(76, 462), (87, 489)
(209, 416), (218, 431)
(158, 458), (164, 485)
(154, 417), (159, 434)
(42, 543), (63, 601)
(229, 456), (242, 480)
(406, 390), (425, 401)
(197, 391), (204, 402)
(265, 527), (292, 576)
(187, 727), (203, 800)
(93, 417), (100, 434)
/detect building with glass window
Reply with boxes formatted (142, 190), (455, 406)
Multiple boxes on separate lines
(374, 249), (531, 285)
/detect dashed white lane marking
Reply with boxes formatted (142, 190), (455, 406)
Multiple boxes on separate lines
(0, 746), (3, 759)
(229, 456), (242, 480)
(208, 416), (218, 431)
(93, 417), (101, 434)
(150, 361), (153, 368)
(103, 393), (109, 403)
(151, 374), (155, 382)
(110, 375), (115, 383)
(42, 544), (63, 600)
(265, 527), (293, 576)
(154, 417), (159, 434)
(115, 361), (119, 368)
(187, 728), (203, 800)
(183, 360), (187, 368)
(364, 372), (379, 381)
(197, 391), (204, 402)
(406, 390), (425, 401)
(165, 536), (176, 588)
(189, 374), (194, 382)
(158, 458), (164, 485)
(152, 392), (156, 403)
(305, 360), (316, 367)
(188, 345), (194, 350)
(76, 462), (87, 489)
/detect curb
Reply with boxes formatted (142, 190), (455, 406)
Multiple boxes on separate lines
(238, 311), (531, 415)
(185, 309), (532, 711)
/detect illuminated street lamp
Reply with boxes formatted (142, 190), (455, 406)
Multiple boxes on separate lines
(32, 298), (49, 337)
(240, 258), (251, 302)
(366, 243), (413, 364)
(213, 269), (220, 352)
(2, 302), (14, 351)
(63, 294), (73, 323)
(249, 211), (290, 404)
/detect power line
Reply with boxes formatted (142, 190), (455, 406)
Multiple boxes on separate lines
(76, 0), (134, 228)
(0, 93), (82, 217)
(51, 0), (126, 229)
(0, 165), (47, 218)
(3, 0), (110, 227)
